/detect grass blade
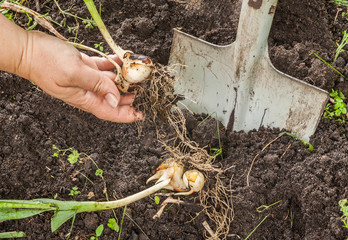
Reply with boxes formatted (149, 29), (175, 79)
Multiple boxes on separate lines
(0, 231), (27, 238)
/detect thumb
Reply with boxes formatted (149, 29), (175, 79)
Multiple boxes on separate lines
(74, 65), (120, 109)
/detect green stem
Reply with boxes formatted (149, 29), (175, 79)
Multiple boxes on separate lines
(83, 0), (125, 58)
(36, 179), (170, 212)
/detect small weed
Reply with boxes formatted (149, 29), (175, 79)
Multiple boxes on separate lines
(52, 145), (82, 164)
(90, 224), (104, 240)
(323, 89), (347, 122)
(311, 51), (347, 80)
(279, 132), (314, 152)
(335, 30), (348, 61)
(107, 218), (119, 232)
(198, 112), (224, 162)
(68, 187), (81, 197)
(339, 199), (348, 230)
(83, 17), (96, 29)
(333, 0), (348, 6)
(1, 9), (14, 21)
(94, 42), (104, 51)
(154, 196), (160, 205)
(52, 145), (121, 236)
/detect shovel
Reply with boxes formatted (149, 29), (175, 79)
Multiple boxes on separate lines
(169, 0), (329, 141)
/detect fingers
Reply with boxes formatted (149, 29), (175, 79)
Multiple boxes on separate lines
(71, 64), (120, 107)
(81, 53), (122, 70)
(119, 94), (135, 106)
(70, 90), (143, 123)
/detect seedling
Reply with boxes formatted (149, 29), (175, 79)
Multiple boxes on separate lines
(52, 145), (82, 164)
(323, 89), (347, 122)
(107, 218), (119, 232)
(339, 199), (348, 230)
(335, 30), (348, 61)
(333, 0), (348, 6)
(154, 196), (160, 205)
(279, 132), (314, 152)
(68, 187), (81, 197)
(90, 224), (104, 240)
(94, 42), (104, 52)
(198, 112), (224, 162)
(0, 8), (13, 21)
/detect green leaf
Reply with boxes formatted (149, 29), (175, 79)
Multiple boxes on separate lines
(107, 218), (119, 232)
(0, 231), (27, 238)
(95, 169), (103, 177)
(68, 150), (80, 164)
(0, 208), (48, 221)
(52, 152), (59, 157)
(0, 200), (55, 221)
(51, 210), (76, 232)
(95, 224), (104, 237)
(154, 196), (160, 205)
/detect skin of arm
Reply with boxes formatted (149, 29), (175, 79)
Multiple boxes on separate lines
(0, 14), (142, 123)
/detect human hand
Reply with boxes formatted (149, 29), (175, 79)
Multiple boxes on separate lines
(21, 31), (143, 123)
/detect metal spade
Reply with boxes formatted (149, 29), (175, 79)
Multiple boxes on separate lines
(169, 0), (329, 141)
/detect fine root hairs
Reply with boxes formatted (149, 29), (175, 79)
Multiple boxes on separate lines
(157, 107), (234, 239)
(200, 173), (234, 240)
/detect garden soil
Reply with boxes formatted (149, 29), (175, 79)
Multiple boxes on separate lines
(1, 0), (348, 239)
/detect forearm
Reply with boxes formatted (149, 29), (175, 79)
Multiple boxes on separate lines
(0, 14), (31, 79)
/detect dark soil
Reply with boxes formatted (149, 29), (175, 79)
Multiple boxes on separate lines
(1, 0), (348, 239)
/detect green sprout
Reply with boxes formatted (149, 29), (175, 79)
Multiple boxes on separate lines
(334, 31), (348, 62)
(279, 132), (314, 152)
(339, 199), (348, 230)
(68, 187), (81, 197)
(52, 145), (82, 164)
(333, 0), (348, 6)
(154, 196), (160, 205)
(94, 42), (104, 52)
(1, 9), (14, 21)
(90, 224), (104, 240)
(323, 89), (347, 122)
(107, 218), (120, 232)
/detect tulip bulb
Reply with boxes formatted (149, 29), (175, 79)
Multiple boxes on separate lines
(122, 52), (154, 84)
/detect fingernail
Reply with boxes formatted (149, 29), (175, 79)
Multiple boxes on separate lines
(105, 93), (119, 109)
